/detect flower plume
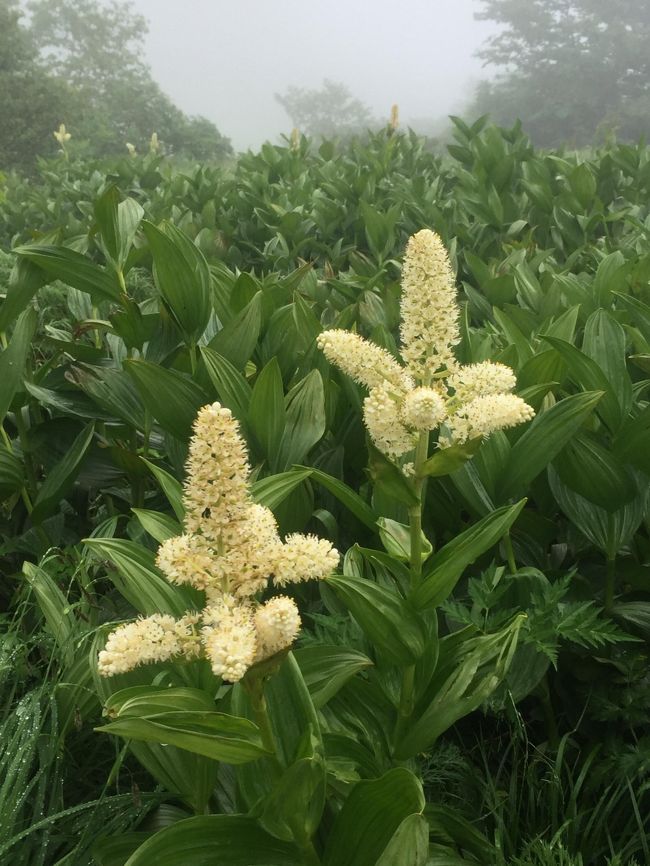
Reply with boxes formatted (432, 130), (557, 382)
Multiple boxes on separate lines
(319, 229), (534, 460)
(99, 403), (339, 682)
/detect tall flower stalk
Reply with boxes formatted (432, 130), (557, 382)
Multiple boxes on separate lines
(318, 229), (534, 748)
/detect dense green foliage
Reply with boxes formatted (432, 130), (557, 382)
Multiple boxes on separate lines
(474, 0), (650, 145)
(1, 122), (649, 865)
(0, 0), (231, 171)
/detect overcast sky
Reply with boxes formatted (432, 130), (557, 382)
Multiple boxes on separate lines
(130, 0), (494, 151)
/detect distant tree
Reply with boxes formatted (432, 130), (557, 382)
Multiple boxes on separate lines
(23, 0), (231, 161)
(275, 79), (376, 140)
(0, 0), (73, 170)
(473, 0), (650, 145)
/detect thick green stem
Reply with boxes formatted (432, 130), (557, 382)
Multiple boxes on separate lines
(503, 530), (517, 575)
(393, 431), (429, 752)
(604, 555), (616, 615)
(604, 513), (617, 615)
(248, 685), (277, 757)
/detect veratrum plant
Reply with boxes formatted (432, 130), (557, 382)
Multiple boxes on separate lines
(91, 230), (531, 865)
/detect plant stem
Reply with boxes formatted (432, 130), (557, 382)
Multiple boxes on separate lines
(503, 530), (517, 574)
(248, 683), (276, 756)
(604, 555), (616, 615)
(393, 431), (429, 752)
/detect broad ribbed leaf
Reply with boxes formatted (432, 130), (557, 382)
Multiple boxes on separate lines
(328, 575), (428, 664)
(83, 538), (190, 616)
(124, 816), (304, 866)
(414, 501), (525, 609)
(209, 291), (263, 369)
(97, 711), (269, 763)
(200, 346), (252, 421)
(248, 357), (285, 457)
(31, 422), (95, 523)
(124, 360), (208, 441)
(554, 434), (637, 511)
(0, 307), (37, 423)
(322, 768), (425, 866)
(143, 221), (212, 340)
(497, 391), (603, 500)
(294, 645), (373, 707)
(14, 244), (121, 302)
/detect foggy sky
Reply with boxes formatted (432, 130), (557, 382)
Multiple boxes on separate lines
(131, 0), (494, 151)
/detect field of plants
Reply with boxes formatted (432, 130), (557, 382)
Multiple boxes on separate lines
(1, 119), (649, 866)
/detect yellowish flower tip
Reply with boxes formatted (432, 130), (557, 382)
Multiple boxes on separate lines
(254, 596), (301, 658)
(100, 400), (340, 681)
(149, 132), (160, 153)
(272, 533), (340, 587)
(401, 387), (447, 431)
(126, 142), (137, 156)
(201, 596), (257, 682)
(290, 127), (300, 152)
(317, 329), (413, 392)
(443, 393), (535, 446)
(400, 229), (460, 379)
(98, 613), (199, 677)
(389, 104), (399, 131)
(364, 383), (418, 458)
(447, 362), (516, 403)
(53, 123), (71, 145)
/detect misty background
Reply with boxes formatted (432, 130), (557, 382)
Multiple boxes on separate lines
(2, 0), (649, 171)
(130, 0), (493, 150)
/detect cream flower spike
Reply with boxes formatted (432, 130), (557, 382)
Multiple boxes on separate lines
(400, 229), (460, 380)
(317, 329), (413, 393)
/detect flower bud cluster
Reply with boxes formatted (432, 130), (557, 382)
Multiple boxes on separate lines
(99, 403), (339, 682)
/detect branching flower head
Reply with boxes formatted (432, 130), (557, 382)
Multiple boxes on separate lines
(317, 229), (534, 460)
(53, 123), (71, 145)
(100, 402), (339, 682)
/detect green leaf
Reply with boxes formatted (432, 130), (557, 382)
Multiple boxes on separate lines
(142, 221), (212, 340)
(94, 187), (143, 271)
(0, 257), (47, 331)
(299, 466), (378, 531)
(497, 391), (603, 501)
(395, 616), (524, 758)
(105, 685), (218, 717)
(367, 443), (419, 508)
(327, 575), (428, 665)
(93, 834), (152, 866)
(377, 517), (432, 562)
(125, 360), (208, 441)
(200, 346), (252, 421)
(582, 310), (632, 420)
(132, 508), (181, 542)
(22, 562), (76, 665)
(248, 357), (285, 457)
(548, 466), (645, 557)
(0, 447), (24, 500)
(322, 767), (425, 866)
(143, 459), (184, 521)
(31, 422), (95, 523)
(97, 711), (270, 763)
(250, 468), (312, 510)
(375, 814), (430, 866)
(84, 538), (190, 616)
(294, 645), (373, 708)
(71, 364), (145, 429)
(123, 816), (304, 866)
(421, 440), (482, 477)
(543, 336), (620, 431)
(14, 244), (121, 302)
(0, 306), (37, 424)
(554, 434), (637, 512)
(414, 501), (526, 609)
(275, 370), (326, 470)
(210, 292), (263, 369)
